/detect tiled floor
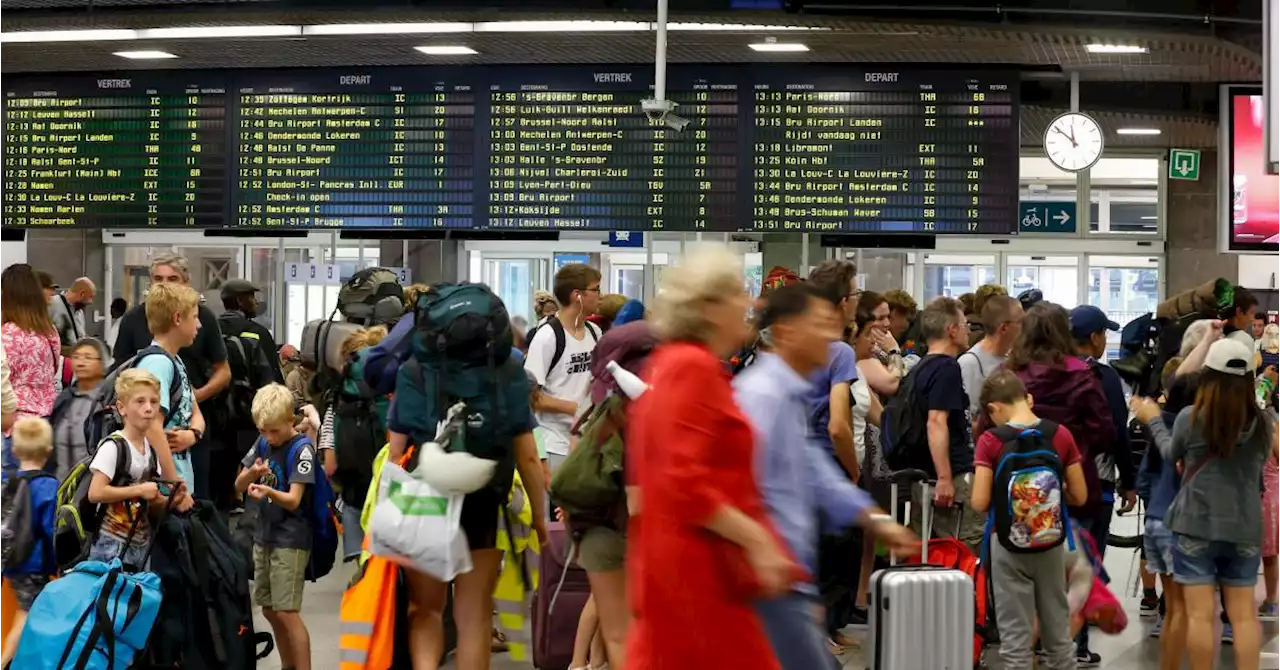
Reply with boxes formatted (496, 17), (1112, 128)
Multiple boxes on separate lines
(257, 514), (1279, 669)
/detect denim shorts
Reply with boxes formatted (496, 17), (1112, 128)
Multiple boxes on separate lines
(1143, 518), (1175, 576)
(1171, 533), (1261, 588)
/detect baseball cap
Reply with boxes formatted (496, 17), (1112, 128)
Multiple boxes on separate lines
(1069, 305), (1120, 339)
(219, 278), (260, 300)
(1204, 338), (1253, 376)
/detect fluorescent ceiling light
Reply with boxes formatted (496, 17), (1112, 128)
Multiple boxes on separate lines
(1141, 216), (1158, 220)
(749, 42), (809, 52)
(1116, 128), (1161, 135)
(1086, 43), (1148, 54)
(475, 20), (649, 32)
(0, 29), (137, 43)
(668, 22), (826, 31)
(141, 25), (301, 39)
(415, 45), (477, 55)
(114, 50), (179, 59)
(304, 22), (472, 36)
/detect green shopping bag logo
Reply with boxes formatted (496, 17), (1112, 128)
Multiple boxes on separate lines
(387, 481), (449, 516)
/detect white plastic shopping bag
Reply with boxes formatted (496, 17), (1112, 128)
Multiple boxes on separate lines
(368, 461), (473, 581)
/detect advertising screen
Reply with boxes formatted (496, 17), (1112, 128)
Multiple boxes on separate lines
(1227, 88), (1280, 252)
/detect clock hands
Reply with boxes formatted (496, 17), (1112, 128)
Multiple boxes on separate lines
(1051, 125), (1078, 148)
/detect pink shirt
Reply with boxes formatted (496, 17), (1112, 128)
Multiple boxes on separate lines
(1, 322), (60, 429)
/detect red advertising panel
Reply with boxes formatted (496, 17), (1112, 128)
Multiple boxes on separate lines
(1229, 89), (1280, 251)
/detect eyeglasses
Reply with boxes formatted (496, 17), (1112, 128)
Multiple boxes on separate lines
(582, 287), (602, 294)
(70, 353), (101, 361)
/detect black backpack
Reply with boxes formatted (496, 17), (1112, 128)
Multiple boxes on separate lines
(1, 470), (56, 572)
(218, 314), (278, 428)
(528, 316), (600, 374)
(332, 352), (383, 508)
(881, 354), (946, 471)
(141, 503), (273, 669)
(986, 422), (1072, 553)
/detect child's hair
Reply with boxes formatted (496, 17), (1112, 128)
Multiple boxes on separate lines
(11, 417), (53, 461)
(403, 283), (430, 311)
(340, 326), (388, 360)
(979, 369), (1029, 409)
(145, 282), (200, 335)
(115, 368), (162, 403)
(252, 383), (296, 428)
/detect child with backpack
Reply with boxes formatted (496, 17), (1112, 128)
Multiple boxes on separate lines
(86, 369), (171, 569)
(1, 417), (58, 667)
(969, 370), (1089, 670)
(236, 383), (318, 670)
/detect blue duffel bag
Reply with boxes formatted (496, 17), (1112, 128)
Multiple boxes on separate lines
(12, 558), (162, 669)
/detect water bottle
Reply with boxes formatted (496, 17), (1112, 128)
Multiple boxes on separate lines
(606, 360), (648, 399)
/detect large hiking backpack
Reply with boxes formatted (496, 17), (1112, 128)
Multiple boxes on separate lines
(549, 395), (626, 530)
(401, 283), (520, 495)
(332, 349), (386, 508)
(54, 433), (159, 571)
(13, 558), (163, 669)
(141, 503), (273, 669)
(1, 469), (57, 572)
(986, 422), (1073, 553)
(218, 313), (278, 429)
(84, 345), (184, 454)
(880, 354), (943, 471)
(527, 315), (600, 374)
(339, 267), (405, 325)
(253, 434), (339, 581)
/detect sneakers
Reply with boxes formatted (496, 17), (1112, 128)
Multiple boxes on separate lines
(1221, 623), (1234, 645)
(1139, 594), (1160, 618)
(1075, 648), (1101, 667)
(1259, 602), (1279, 621)
(848, 606), (869, 627)
(1148, 615), (1163, 639)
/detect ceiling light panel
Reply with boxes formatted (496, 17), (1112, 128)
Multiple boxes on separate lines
(141, 25), (302, 39)
(304, 23), (473, 36)
(1116, 128), (1161, 135)
(474, 20), (650, 33)
(749, 42), (810, 52)
(1086, 43), (1148, 54)
(414, 45), (478, 55)
(668, 23), (826, 31)
(114, 50), (179, 59)
(0, 29), (137, 43)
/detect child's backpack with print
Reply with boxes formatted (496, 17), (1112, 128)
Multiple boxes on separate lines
(53, 434), (158, 571)
(1, 469), (57, 573)
(253, 434), (338, 581)
(986, 421), (1074, 553)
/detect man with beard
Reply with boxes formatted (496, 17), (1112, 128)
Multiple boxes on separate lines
(49, 277), (95, 353)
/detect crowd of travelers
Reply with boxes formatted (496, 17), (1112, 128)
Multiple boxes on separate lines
(0, 248), (1276, 670)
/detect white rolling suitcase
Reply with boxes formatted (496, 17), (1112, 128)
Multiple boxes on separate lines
(866, 478), (976, 670)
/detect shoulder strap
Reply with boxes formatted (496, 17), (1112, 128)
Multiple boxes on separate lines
(109, 434), (132, 486)
(961, 350), (985, 377)
(59, 295), (82, 339)
(585, 321), (601, 343)
(1182, 454), (1216, 487)
(989, 424), (1021, 444)
(547, 317), (568, 373)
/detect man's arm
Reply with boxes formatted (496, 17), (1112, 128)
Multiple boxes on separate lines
(194, 307), (230, 403)
(927, 409), (954, 506)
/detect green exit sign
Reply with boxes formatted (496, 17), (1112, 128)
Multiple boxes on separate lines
(1169, 148), (1201, 181)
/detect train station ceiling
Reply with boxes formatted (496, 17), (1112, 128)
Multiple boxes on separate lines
(0, 6), (1260, 147)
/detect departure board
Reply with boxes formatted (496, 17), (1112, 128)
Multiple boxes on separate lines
(750, 70), (1018, 234)
(3, 73), (228, 227)
(234, 69), (474, 228)
(2, 66), (1021, 234)
(486, 67), (738, 231)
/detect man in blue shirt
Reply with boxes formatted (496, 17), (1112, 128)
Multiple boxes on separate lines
(735, 283), (919, 669)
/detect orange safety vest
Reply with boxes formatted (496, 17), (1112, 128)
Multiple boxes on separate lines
(338, 554), (399, 670)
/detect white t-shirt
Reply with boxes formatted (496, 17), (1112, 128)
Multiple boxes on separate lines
(1227, 329), (1256, 350)
(89, 433), (159, 483)
(851, 373), (871, 468)
(524, 320), (598, 456)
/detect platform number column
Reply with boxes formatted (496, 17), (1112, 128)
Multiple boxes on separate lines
(967, 91), (985, 232)
(145, 94), (162, 225)
(390, 90), (407, 226)
(918, 89), (938, 233)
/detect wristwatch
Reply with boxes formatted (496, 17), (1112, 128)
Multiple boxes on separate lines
(190, 427), (204, 443)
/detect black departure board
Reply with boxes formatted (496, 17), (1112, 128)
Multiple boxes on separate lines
(2, 66), (1020, 234)
(3, 73), (228, 227)
(234, 69), (474, 228)
(485, 67), (738, 231)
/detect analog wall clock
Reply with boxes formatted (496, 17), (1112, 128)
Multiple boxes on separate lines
(1043, 112), (1104, 172)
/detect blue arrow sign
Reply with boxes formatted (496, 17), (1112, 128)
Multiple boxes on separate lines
(1019, 201), (1077, 234)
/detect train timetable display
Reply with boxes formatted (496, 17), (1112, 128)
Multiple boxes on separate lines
(750, 70), (1019, 234)
(3, 73), (228, 227)
(233, 70), (475, 228)
(486, 68), (738, 231)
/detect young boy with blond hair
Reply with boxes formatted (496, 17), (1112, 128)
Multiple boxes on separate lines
(1, 417), (58, 667)
(138, 282), (205, 500)
(237, 383), (315, 670)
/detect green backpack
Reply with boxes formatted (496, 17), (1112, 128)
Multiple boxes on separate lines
(550, 394), (627, 526)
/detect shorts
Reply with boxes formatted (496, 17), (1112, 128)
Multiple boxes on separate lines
(577, 526), (626, 573)
(1143, 518), (1174, 576)
(89, 534), (149, 570)
(460, 487), (502, 551)
(340, 500), (364, 562)
(252, 545), (309, 611)
(7, 574), (50, 610)
(1171, 533), (1261, 588)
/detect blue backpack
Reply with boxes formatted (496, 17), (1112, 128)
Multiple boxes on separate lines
(13, 558), (162, 669)
(253, 435), (338, 581)
(984, 422), (1075, 554)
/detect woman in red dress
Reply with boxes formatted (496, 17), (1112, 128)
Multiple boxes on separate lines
(626, 245), (797, 670)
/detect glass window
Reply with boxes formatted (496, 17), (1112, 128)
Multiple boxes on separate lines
(1087, 158), (1159, 235)
(1006, 254), (1079, 307)
(1087, 255), (1161, 359)
(923, 253), (996, 301)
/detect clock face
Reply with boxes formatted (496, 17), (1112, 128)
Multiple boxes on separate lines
(1043, 112), (1104, 172)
